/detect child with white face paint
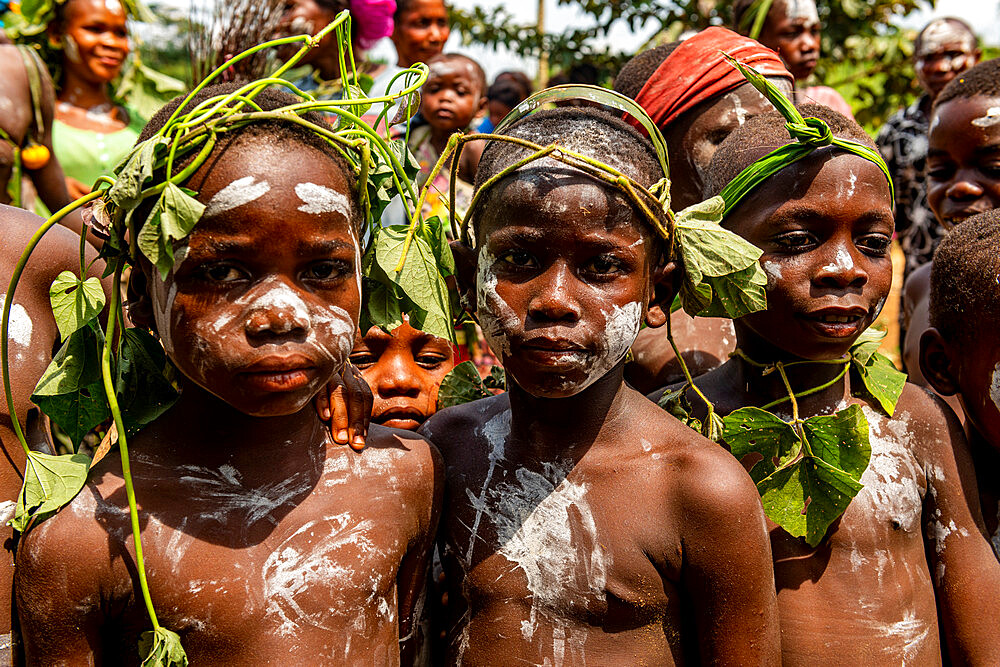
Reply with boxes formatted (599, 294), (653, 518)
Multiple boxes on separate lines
(921, 210), (1000, 559)
(420, 106), (780, 666)
(16, 83), (443, 665)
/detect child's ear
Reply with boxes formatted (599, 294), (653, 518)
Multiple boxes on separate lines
(645, 259), (681, 329)
(450, 240), (479, 314)
(477, 95), (488, 116)
(125, 265), (157, 331)
(919, 327), (959, 396)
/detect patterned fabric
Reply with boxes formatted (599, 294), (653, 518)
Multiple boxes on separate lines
(876, 95), (944, 278)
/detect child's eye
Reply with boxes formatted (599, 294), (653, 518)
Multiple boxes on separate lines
(302, 260), (352, 282)
(857, 234), (891, 256)
(773, 231), (816, 251)
(498, 250), (537, 269)
(582, 255), (625, 276)
(200, 263), (249, 283)
(926, 164), (955, 181)
(415, 354), (449, 369)
(349, 352), (376, 369)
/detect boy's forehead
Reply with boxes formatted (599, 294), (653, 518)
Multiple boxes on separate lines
(428, 59), (477, 82)
(930, 95), (1000, 140)
(917, 20), (975, 57)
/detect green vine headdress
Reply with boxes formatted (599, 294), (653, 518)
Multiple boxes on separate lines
(1, 12), (451, 665)
(661, 55), (906, 547)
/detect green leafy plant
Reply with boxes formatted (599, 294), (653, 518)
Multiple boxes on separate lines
(1, 12), (453, 665)
(436, 361), (505, 410)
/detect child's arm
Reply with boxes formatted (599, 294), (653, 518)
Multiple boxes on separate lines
(676, 447), (781, 665)
(396, 435), (444, 665)
(915, 390), (1000, 664)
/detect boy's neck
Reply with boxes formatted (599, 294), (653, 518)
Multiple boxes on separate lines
(506, 363), (634, 458)
(148, 380), (328, 470)
(429, 123), (460, 153)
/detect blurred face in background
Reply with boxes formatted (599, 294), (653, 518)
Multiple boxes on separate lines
(915, 20), (979, 100)
(55, 0), (129, 85)
(392, 0), (450, 67)
(758, 0), (821, 82)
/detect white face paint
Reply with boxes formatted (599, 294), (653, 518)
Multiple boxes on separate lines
(104, 0), (124, 13)
(972, 107), (1000, 128)
(204, 176), (271, 218)
(783, 0), (819, 23)
(294, 182), (352, 218)
(917, 20), (973, 58)
(1, 294), (33, 353)
(990, 362), (1000, 411)
(476, 251), (518, 360)
(762, 260), (783, 287)
(727, 92), (747, 126)
(822, 247), (854, 273)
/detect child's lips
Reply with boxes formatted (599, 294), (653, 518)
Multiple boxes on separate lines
(800, 307), (868, 338)
(238, 354), (318, 392)
(375, 407), (426, 430)
(519, 338), (591, 368)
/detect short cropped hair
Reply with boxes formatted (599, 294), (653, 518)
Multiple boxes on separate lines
(473, 106), (664, 237)
(428, 53), (487, 96)
(929, 209), (1000, 346)
(934, 57), (1000, 110)
(613, 43), (681, 100)
(487, 80), (525, 108)
(704, 103), (875, 200)
(139, 82), (360, 233)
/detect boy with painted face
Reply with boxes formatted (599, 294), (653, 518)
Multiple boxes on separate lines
(351, 317), (456, 431)
(613, 27), (793, 392)
(14, 85), (443, 664)
(921, 211), (1000, 557)
(732, 0), (853, 118)
(877, 18), (979, 279)
(421, 106), (780, 665)
(683, 101), (1000, 664)
(901, 58), (1000, 391)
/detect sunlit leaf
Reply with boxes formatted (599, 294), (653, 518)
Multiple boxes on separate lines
(48, 271), (106, 342)
(9, 451), (90, 533)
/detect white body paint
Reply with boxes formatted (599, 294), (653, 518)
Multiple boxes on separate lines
(464, 410), (510, 562)
(917, 20), (973, 57)
(104, 0), (124, 12)
(727, 92), (747, 126)
(295, 182), (352, 218)
(0, 500), (14, 525)
(972, 107), (1000, 128)
(991, 362), (1000, 411)
(762, 260), (783, 283)
(784, 0), (819, 23)
(204, 176), (272, 218)
(1, 294), (33, 350)
(823, 247), (854, 273)
(476, 251), (518, 359)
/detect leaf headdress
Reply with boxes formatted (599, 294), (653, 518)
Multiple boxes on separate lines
(662, 55), (906, 547)
(1, 11), (448, 664)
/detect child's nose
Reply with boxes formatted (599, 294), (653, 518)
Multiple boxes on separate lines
(242, 283), (312, 338)
(528, 263), (581, 323)
(376, 355), (422, 398)
(814, 245), (868, 289)
(946, 173), (985, 201)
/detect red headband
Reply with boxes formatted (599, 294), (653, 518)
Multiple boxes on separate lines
(633, 27), (792, 131)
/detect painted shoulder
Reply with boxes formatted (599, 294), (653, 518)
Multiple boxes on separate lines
(361, 423), (443, 491)
(891, 381), (963, 446)
(419, 393), (511, 458)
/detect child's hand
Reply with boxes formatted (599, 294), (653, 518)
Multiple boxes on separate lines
(315, 363), (373, 451)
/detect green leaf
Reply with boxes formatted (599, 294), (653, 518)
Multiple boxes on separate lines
(851, 345), (906, 416)
(390, 90), (421, 125)
(483, 365), (505, 390)
(107, 136), (167, 209)
(116, 329), (180, 437)
(436, 361), (491, 410)
(362, 281), (404, 336)
(423, 215), (456, 277)
(722, 407), (800, 484)
(373, 226), (453, 341)
(31, 326), (110, 446)
(160, 182), (205, 242)
(802, 405), (871, 480)
(9, 451), (91, 533)
(48, 271), (106, 342)
(139, 626), (188, 667)
(674, 196), (768, 319)
(343, 85), (373, 118)
(137, 202), (174, 279)
(850, 327), (886, 366)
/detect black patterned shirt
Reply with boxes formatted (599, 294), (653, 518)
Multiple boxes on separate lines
(876, 95), (945, 278)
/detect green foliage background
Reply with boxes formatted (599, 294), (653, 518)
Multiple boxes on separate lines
(450, 0), (999, 135)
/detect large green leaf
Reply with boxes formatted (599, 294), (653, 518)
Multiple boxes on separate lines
(9, 451), (91, 533)
(48, 271), (106, 342)
(137, 201), (173, 279)
(802, 404), (871, 480)
(159, 182), (205, 242)
(722, 407), (800, 484)
(437, 361), (492, 410)
(116, 328), (180, 436)
(673, 196), (768, 319)
(107, 136), (167, 210)
(139, 626), (188, 667)
(31, 326), (110, 446)
(374, 226), (453, 341)
(852, 350), (906, 416)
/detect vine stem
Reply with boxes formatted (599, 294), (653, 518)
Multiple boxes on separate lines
(775, 362), (811, 455)
(100, 258), (160, 631)
(664, 313), (718, 438)
(1, 190), (104, 458)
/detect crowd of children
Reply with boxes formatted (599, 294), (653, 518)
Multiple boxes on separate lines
(0, 0), (998, 665)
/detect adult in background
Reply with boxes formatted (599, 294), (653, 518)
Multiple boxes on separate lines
(876, 17), (979, 278)
(732, 0), (854, 118)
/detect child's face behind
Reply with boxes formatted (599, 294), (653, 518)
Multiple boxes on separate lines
(474, 171), (663, 398)
(726, 152), (894, 361)
(350, 320), (455, 430)
(392, 0), (450, 68)
(927, 95), (1000, 229)
(147, 141), (361, 417)
(954, 319), (1000, 449)
(421, 60), (485, 133)
(759, 0), (821, 81)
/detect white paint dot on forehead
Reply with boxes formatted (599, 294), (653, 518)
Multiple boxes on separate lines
(204, 176), (271, 218)
(783, 0), (819, 22)
(104, 0), (124, 12)
(972, 107), (1000, 128)
(295, 182), (351, 218)
(918, 20), (973, 56)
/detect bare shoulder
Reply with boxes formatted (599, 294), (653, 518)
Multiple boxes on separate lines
(360, 424), (443, 492)
(419, 393), (510, 459)
(903, 263), (932, 310)
(0, 205), (95, 279)
(892, 381), (962, 445)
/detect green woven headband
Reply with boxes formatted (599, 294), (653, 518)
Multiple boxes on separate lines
(717, 54), (894, 218)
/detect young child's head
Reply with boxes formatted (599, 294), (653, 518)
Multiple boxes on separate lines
(914, 18), (979, 100)
(922, 210), (1000, 447)
(705, 104), (894, 361)
(351, 318), (455, 430)
(420, 53), (487, 133)
(128, 84), (362, 417)
(926, 57), (1000, 229)
(614, 28), (793, 210)
(464, 107), (672, 398)
(391, 0), (450, 68)
(733, 0), (821, 82)
(485, 79), (526, 128)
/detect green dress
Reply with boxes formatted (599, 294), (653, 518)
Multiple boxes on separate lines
(52, 107), (146, 190)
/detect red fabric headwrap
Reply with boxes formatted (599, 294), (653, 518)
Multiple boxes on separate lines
(633, 27), (792, 131)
